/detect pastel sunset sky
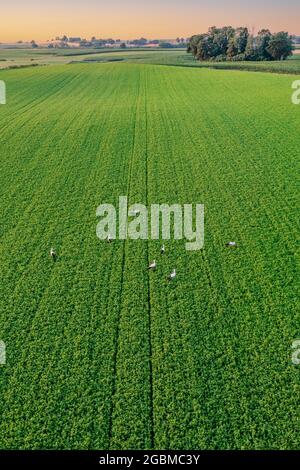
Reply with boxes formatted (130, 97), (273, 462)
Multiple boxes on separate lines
(1, 0), (299, 42)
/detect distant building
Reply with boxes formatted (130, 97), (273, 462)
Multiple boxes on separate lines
(69, 37), (82, 43)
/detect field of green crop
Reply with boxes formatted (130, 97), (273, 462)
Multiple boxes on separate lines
(1, 47), (300, 74)
(0, 62), (299, 450)
(75, 49), (300, 74)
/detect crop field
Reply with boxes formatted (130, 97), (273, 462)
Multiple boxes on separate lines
(0, 62), (299, 450)
(1, 47), (300, 74)
(0, 48), (186, 70)
(75, 50), (300, 74)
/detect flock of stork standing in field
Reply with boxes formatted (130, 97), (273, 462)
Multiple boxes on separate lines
(147, 245), (177, 281)
(49, 241), (237, 282)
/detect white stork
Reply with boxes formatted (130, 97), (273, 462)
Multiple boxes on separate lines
(148, 260), (157, 270)
(167, 269), (176, 281)
(226, 241), (237, 248)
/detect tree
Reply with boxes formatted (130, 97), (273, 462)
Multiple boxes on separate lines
(187, 35), (201, 57)
(267, 32), (294, 60)
(30, 40), (38, 48)
(210, 26), (235, 57)
(195, 35), (211, 60)
(187, 26), (294, 62)
(244, 35), (258, 60)
(159, 42), (174, 49)
(226, 27), (248, 60)
(131, 37), (147, 46)
(235, 27), (249, 54)
(188, 27), (236, 61)
(256, 29), (272, 60)
(227, 37), (238, 60)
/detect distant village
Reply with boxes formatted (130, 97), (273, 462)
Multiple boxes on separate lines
(1, 34), (298, 51)
(1, 36), (188, 49)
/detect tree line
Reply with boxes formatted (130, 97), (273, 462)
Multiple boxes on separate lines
(187, 27), (294, 62)
(43, 36), (188, 49)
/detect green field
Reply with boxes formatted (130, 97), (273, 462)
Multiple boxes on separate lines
(73, 49), (300, 74)
(1, 47), (300, 74)
(0, 62), (299, 449)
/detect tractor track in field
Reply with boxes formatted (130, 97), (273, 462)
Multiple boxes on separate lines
(107, 71), (141, 447)
(144, 68), (154, 449)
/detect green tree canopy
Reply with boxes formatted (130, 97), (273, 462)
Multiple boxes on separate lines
(187, 27), (294, 62)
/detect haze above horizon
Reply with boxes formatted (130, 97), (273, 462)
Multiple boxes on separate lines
(1, 0), (299, 42)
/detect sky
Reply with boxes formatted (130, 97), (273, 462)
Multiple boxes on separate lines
(1, 0), (299, 42)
